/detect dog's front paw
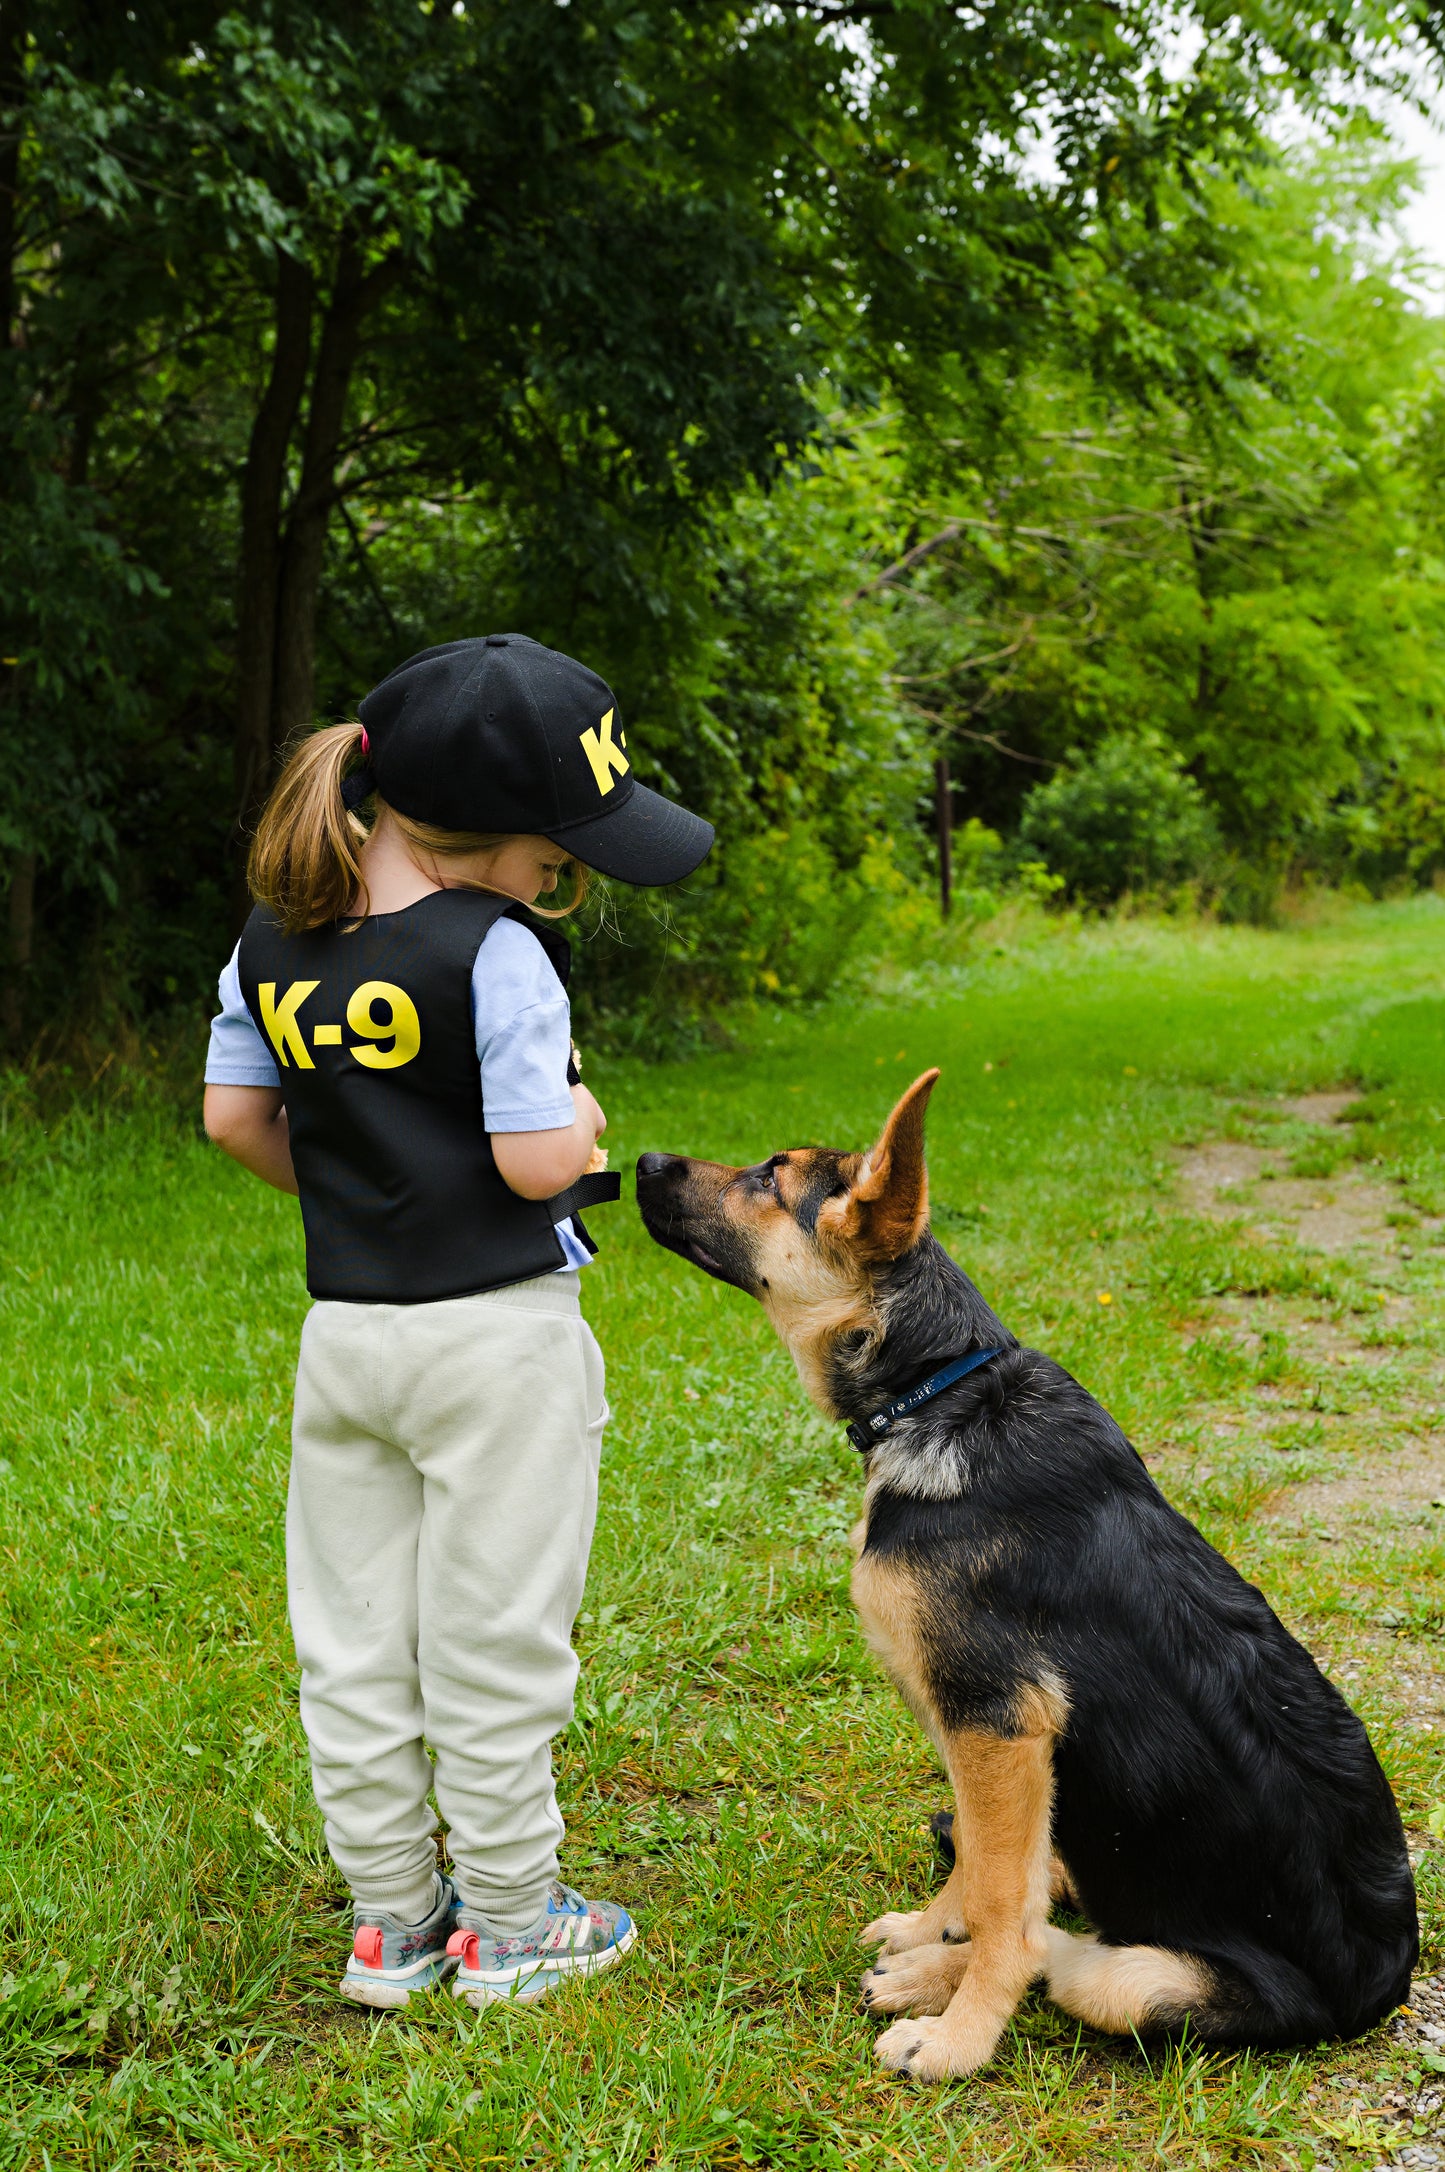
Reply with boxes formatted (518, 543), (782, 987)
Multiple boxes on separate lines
(875, 2017), (941, 2077)
(874, 2011), (997, 2083)
(861, 1908), (927, 1952)
(861, 1940), (971, 2017)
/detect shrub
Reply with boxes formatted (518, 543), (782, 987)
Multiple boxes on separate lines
(1015, 733), (1220, 904)
(569, 825), (928, 1050)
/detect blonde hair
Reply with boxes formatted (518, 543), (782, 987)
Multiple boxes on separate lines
(247, 720), (589, 932)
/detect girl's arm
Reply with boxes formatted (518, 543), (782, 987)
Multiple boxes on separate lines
(492, 1082), (605, 1201)
(203, 1085), (299, 1195)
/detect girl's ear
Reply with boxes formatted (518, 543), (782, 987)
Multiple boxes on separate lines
(827, 1069), (939, 1262)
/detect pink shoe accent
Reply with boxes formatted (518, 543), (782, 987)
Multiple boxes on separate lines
(353, 1926), (384, 1968)
(446, 1928), (481, 1968)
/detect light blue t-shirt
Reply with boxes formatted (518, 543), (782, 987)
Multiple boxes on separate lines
(204, 914), (592, 1271)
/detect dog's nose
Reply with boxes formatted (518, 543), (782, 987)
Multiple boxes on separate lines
(636, 1151), (682, 1182)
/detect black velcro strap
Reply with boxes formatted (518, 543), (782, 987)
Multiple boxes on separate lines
(546, 1171), (623, 1219)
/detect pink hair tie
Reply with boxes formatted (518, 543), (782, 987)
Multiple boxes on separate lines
(341, 728), (376, 811)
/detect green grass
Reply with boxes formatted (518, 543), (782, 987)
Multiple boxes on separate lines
(4, 897), (1445, 2167)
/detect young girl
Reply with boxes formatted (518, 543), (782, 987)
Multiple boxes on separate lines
(203, 634), (712, 2008)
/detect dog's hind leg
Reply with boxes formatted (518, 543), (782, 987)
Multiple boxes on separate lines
(1043, 1928), (1218, 2035)
(873, 1722), (1057, 2081)
(1044, 1928), (1334, 2045)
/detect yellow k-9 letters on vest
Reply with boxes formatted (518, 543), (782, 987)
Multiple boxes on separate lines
(347, 981), (422, 1069)
(258, 980), (422, 1070)
(579, 707), (628, 796)
(259, 980), (318, 1068)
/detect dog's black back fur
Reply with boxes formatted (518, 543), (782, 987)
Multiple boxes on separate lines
(843, 1234), (1417, 2044)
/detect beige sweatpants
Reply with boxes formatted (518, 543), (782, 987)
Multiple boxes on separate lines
(287, 1273), (607, 1930)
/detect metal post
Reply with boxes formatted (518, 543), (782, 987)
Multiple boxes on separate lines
(935, 754), (952, 919)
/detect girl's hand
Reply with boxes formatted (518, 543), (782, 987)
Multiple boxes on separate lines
(575, 1084), (608, 1174)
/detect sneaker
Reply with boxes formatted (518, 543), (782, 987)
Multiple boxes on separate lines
(340, 1873), (461, 2009)
(447, 1881), (635, 2007)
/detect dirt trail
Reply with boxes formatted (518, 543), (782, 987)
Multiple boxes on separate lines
(1176, 1092), (1438, 1466)
(1174, 1090), (1443, 1638)
(1178, 1094), (1414, 1264)
(1175, 1092), (1445, 2098)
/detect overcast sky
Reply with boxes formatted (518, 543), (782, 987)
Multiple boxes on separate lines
(1377, 88), (1445, 290)
(1268, 64), (1445, 306)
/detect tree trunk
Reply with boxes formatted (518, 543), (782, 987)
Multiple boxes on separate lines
(229, 239), (398, 930)
(271, 242), (397, 757)
(66, 371), (102, 486)
(2, 848), (35, 1047)
(0, 0), (28, 356)
(2, 13), (33, 1044)
(233, 251), (314, 854)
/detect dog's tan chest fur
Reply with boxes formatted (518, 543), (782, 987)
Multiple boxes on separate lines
(850, 1541), (950, 1758)
(765, 1281), (875, 1413)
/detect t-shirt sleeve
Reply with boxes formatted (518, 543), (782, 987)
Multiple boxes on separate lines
(204, 944), (281, 1088)
(472, 917), (576, 1134)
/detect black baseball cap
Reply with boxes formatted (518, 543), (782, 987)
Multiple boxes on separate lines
(355, 635), (714, 886)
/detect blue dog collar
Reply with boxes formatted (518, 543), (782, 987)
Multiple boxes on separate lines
(845, 1346), (1006, 1457)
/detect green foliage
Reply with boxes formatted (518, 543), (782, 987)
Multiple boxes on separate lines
(878, 132), (1445, 913)
(0, 421), (166, 891)
(4, 0), (1441, 1042)
(353, 458), (931, 1037)
(1015, 733), (1220, 904)
(679, 829), (924, 1007)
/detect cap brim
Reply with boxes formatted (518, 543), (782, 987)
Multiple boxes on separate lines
(544, 782), (715, 886)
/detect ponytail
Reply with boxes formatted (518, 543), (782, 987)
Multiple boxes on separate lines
(248, 721), (370, 932)
(248, 719), (593, 927)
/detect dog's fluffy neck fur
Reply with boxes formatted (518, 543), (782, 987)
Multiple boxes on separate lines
(825, 1232), (1014, 1501)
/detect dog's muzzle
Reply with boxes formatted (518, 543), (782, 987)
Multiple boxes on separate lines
(635, 1153), (752, 1290)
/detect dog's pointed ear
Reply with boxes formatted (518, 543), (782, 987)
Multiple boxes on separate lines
(826, 1069), (939, 1261)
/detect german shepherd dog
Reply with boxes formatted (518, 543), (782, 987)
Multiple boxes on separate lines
(636, 1072), (1417, 2082)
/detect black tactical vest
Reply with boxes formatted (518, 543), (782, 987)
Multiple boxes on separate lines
(237, 890), (593, 1303)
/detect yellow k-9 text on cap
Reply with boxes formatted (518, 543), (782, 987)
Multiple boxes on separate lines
(579, 709), (628, 796)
